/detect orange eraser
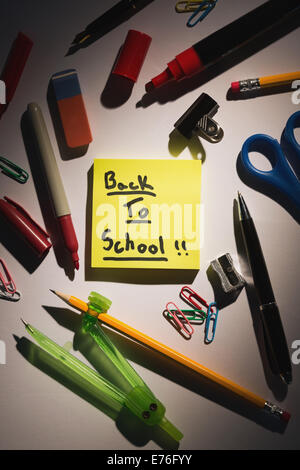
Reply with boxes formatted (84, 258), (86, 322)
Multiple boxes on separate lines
(51, 69), (92, 148)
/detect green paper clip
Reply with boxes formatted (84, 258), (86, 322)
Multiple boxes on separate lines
(167, 308), (207, 323)
(22, 298), (183, 443)
(0, 156), (29, 183)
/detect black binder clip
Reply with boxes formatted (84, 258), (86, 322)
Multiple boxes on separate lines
(174, 93), (224, 143)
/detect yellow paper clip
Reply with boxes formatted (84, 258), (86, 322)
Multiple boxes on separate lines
(175, 1), (209, 13)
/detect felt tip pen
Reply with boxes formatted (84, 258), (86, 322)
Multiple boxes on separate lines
(145, 0), (300, 92)
(27, 103), (79, 270)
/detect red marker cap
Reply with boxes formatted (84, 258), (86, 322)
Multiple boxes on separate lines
(113, 30), (152, 83)
(58, 214), (79, 270)
(0, 32), (33, 118)
(145, 46), (203, 92)
(0, 196), (52, 258)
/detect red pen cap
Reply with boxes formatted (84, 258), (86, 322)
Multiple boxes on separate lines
(0, 32), (33, 118)
(112, 30), (152, 83)
(0, 197), (52, 258)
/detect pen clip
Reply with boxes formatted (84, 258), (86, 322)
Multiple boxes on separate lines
(3, 196), (50, 239)
(0, 156), (29, 183)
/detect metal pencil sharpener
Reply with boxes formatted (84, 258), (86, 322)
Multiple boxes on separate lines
(207, 254), (245, 308)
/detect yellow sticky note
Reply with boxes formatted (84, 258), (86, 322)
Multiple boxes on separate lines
(91, 159), (201, 269)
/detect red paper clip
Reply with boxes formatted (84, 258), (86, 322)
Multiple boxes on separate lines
(180, 285), (209, 310)
(166, 301), (195, 338)
(0, 259), (16, 294)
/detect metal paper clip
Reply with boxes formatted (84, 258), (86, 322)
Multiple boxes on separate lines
(0, 156), (29, 183)
(174, 93), (224, 143)
(204, 302), (219, 344)
(0, 259), (21, 301)
(166, 302), (195, 338)
(187, 1), (218, 27)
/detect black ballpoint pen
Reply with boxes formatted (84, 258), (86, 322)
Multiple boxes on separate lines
(70, 0), (155, 47)
(237, 192), (292, 384)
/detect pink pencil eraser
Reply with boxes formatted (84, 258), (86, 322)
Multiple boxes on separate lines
(281, 411), (291, 423)
(231, 81), (240, 93)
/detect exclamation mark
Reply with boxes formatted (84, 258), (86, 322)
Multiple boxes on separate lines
(175, 240), (188, 255)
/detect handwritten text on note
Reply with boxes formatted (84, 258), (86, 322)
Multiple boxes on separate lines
(91, 159), (202, 269)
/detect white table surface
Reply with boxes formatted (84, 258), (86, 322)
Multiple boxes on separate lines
(0, 0), (299, 450)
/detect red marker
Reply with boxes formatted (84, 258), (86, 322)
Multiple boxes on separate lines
(146, 0), (300, 92)
(0, 32), (33, 118)
(27, 103), (79, 270)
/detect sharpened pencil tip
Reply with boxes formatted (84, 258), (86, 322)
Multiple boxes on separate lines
(50, 290), (69, 302)
(21, 318), (28, 327)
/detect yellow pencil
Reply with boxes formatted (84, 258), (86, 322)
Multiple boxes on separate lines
(231, 71), (300, 93)
(52, 290), (290, 422)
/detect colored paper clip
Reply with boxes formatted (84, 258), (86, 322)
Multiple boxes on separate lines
(167, 308), (207, 324)
(180, 286), (210, 311)
(176, 1), (207, 13)
(187, 1), (218, 27)
(0, 156), (29, 183)
(0, 259), (21, 301)
(166, 302), (195, 338)
(204, 302), (219, 344)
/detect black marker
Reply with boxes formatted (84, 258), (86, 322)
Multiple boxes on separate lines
(146, 0), (300, 91)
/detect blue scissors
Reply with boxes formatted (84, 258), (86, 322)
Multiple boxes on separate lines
(238, 111), (300, 220)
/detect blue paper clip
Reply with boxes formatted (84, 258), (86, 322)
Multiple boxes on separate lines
(0, 156), (29, 184)
(187, 0), (218, 28)
(204, 302), (219, 344)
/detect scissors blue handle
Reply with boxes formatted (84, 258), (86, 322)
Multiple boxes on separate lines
(239, 111), (300, 215)
(281, 111), (300, 180)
